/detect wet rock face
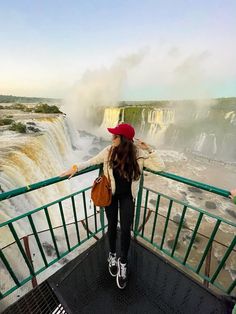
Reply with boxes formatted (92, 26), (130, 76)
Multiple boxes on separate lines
(183, 232), (201, 243)
(205, 201), (217, 209)
(79, 130), (93, 137)
(83, 155), (92, 161)
(167, 239), (180, 250)
(187, 186), (203, 193)
(27, 126), (41, 132)
(149, 199), (157, 206)
(173, 213), (188, 228)
(226, 208), (236, 219)
(42, 242), (56, 257)
(89, 147), (100, 155)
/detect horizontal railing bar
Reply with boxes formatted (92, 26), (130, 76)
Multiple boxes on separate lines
(144, 168), (230, 198)
(1, 210), (101, 250)
(137, 233), (230, 295)
(142, 187), (236, 228)
(0, 186), (92, 228)
(0, 225), (107, 299)
(2, 204), (235, 254)
(0, 164), (234, 299)
(142, 206), (236, 253)
(0, 165), (101, 202)
(0, 166), (230, 202)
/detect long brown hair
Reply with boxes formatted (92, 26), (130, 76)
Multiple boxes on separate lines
(109, 135), (141, 181)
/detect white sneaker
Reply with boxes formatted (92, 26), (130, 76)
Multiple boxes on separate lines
(116, 258), (127, 289)
(108, 252), (118, 277)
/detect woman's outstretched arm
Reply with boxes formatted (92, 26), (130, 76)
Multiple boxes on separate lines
(60, 145), (111, 179)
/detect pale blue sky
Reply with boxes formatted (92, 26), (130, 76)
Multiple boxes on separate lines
(0, 0), (235, 100)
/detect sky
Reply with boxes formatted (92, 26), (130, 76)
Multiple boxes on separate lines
(0, 0), (235, 100)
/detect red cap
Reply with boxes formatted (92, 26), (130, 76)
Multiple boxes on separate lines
(107, 123), (135, 141)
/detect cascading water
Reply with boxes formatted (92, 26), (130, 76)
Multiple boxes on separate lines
(0, 102), (236, 306)
(140, 108), (146, 135)
(1, 117), (72, 208)
(146, 108), (175, 145)
(194, 132), (207, 153)
(0, 113), (102, 303)
(0, 115), (92, 252)
(100, 107), (121, 129)
(99, 102), (236, 161)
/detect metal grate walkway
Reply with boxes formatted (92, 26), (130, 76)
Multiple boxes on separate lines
(3, 234), (234, 313)
(3, 281), (67, 314)
(48, 235), (234, 314)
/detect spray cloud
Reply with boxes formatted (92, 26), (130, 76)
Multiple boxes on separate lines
(62, 51), (146, 131)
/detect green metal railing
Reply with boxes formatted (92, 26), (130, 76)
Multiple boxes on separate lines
(135, 169), (235, 296)
(0, 165), (235, 300)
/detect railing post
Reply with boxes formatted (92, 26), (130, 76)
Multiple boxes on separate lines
(1, 165), (236, 299)
(23, 236), (38, 288)
(98, 166), (105, 235)
(203, 245), (212, 288)
(134, 173), (144, 238)
(100, 207), (105, 235)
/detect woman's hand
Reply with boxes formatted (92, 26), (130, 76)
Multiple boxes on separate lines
(59, 165), (78, 179)
(230, 189), (236, 199)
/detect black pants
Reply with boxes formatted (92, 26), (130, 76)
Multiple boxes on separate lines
(105, 193), (135, 264)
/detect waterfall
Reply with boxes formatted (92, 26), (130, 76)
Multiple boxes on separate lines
(91, 104), (236, 160)
(120, 108), (125, 123)
(100, 107), (121, 128)
(194, 133), (207, 152)
(0, 103), (235, 304)
(0, 116), (80, 246)
(140, 108), (146, 135)
(225, 111), (236, 124)
(146, 108), (175, 145)
(0, 114), (102, 301)
(193, 133), (218, 157)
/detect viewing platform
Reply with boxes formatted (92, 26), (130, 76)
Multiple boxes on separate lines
(0, 166), (235, 313)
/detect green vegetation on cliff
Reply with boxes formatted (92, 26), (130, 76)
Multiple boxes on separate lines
(0, 94), (60, 103)
(123, 106), (148, 127)
(9, 122), (27, 133)
(34, 103), (62, 113)
(119, 97), (236, 109)
(0, 118), (14, 126)
(0, 102), (62, 114)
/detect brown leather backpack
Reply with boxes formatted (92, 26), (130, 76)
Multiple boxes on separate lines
(91, 173), (112, 207)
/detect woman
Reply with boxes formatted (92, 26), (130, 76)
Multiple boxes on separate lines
(61, 123), (165, 289)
